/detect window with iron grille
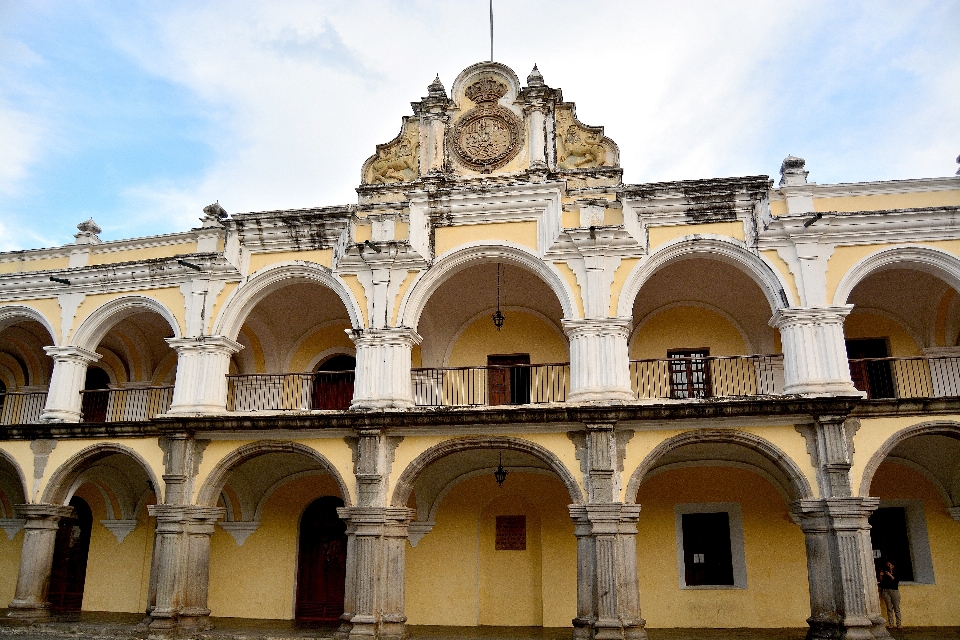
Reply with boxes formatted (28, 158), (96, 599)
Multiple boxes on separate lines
(668, 349), (711, 399)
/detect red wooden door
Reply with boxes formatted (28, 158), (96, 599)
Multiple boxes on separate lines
(296, 496), (347, 622)
(48, 497), (92, 612)
(487, 354), (529, 406)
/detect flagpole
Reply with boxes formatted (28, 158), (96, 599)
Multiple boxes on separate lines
(489, 0), (494, 61)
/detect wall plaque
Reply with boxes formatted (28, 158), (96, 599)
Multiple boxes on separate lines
(495, 515), (526, 551)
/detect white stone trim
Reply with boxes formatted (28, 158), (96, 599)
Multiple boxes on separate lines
(0, 305), (58, 344)
(0, 518), (26, 540)
(833, 244), (960, 306)
(218, 520), (260, 546)
(674, 502), (747, 590)
(70, 295), (182, 351)
(100, 519), (138, 544)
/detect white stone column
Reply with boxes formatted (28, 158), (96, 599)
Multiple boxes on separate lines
(349, 328), (421, 409)
(563, 318), (634, 403)
(165, 336), (242, 415)
(7, 504), (75, 618)
(40, 346), (101, 423)
(770, 306), (861, 396)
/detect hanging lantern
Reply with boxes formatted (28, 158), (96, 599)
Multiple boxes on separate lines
(492, 263), (505, 331)
(494, 451), (508, 487)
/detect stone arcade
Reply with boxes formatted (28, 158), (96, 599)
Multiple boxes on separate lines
(1, 61), (960, 639)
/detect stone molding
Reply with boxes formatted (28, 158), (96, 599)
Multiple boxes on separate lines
(563, 318), (634, 403)
(770, 305), (861, 396)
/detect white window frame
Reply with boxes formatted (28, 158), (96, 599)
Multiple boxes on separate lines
(674, 502), (748, 590)
(876, 499), (935, 585)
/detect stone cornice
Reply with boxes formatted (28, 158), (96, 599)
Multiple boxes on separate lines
(772, 175), (959, 199)
(0, 253), (241, 302)
(758, 206), (960, 247)
(0, 229), (212, 267)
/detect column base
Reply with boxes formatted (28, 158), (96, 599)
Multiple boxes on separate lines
(567, 388), (635, 404)
(6, 600), (50, 619)
(806, 621), (888, 640)
(783, 380), (865, 397)
(350, 399), (415, 410)
(38, 410), (80, 423)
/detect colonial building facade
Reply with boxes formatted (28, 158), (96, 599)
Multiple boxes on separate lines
(1, 61), (959, 639)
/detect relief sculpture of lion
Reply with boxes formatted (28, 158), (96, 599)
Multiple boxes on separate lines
(558, 125), (607, 168)
(369, 135), (418, 184)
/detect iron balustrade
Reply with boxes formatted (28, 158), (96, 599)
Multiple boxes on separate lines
(630, 355), (784, 400)
(227, 372), (355, 412)
(411, 363), (570, 406)
(0, 391), (47, 425)
(79, 386), (174, 422)
(848, 356), (960, 399)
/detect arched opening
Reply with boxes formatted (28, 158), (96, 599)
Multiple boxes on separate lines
(76, 307), (179, 422)
(0, 313), (55, 424)
(627, 431), (812, 629)
(42, 445), (159, 614)
(394, 438), (581, 628)
(0, 452), (28, 605)
(860, 423), (960, 625)
(227, 281), (356, 411)
(199, 442), (350, 620)
(843, 265), (960, 399)
(628, 255), (783, 399)
(48, 496), (93, 612)
(413, 261), (569, 406)
(295, 496), (347, 622)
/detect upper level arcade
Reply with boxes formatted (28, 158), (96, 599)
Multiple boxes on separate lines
(1, 61), (959, 424)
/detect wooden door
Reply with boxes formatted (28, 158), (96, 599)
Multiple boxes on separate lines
(487, 354), (530, 406)
(312, 355), (356, 410)
(668, 349), (711, 399)
(846, 338), (894, 398)
(48, 497), (93, 612)
(80, 367), (111, 423)
(296, 496), (347, 622)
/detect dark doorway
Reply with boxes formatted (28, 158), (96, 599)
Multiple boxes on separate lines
(869, 506), (915, 582)
(312, 355), (355, 410)
(296, 496), (347, 622)
(48, 496), (93, 612)
(846, 338), (895, 399)
(668, 349), (712, 399)
(487, 354), (531, 405)
(80, 367), (111, 423)
(681, 511), (734, 586)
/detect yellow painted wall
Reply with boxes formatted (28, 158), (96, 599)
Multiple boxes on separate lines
(207, 474), (342, 619)
(609, 258), (640, 317)
(870, 462), (960, 626)
(76, 484), (154, 613)
(248, 249), (333, 274)
(208, 281), (239, 335)
(845, 313), (921, 357)
(760, 250), (799, 305)
(814, 190), (960, 213)
(88, 242), (197, 266)
(647, 222), (745, 250)
(553, 262), (583, 318)
(405, 472), (576, 627)
(288, 323), (354, 371)
(635, 466), (810, 628)
(69, 289), (186, 344)
(435, 222), (539, 256)
(0, 256), (70, 274)
(0, 299), (61, 343)
(631, 306), (747, 359)
(447, 311), (567, 367)
(339, 275), (368, 328)
(392, 271), (420, 326)
(0, 528), (23, 607)
(769, 200), (788, 217)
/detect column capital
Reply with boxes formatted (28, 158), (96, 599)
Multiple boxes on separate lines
(148, 504), (224, 525)
(15, 504), (74, 524)
(42, 345), (101, 365)
(569, 503), (641, 532)
(769, 304), (854, 329)
(165, 335), (242, 355)
(337, 506), (415, 526)
(791, 497), (880, 524)
(347, 327), (422, 347)
(948, 506), (960, 523)
(562, 317), (633, 338)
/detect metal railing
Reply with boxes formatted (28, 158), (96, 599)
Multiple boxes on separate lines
(227, 372), (355, 411)
(630, 355), (784, 400)
(849, 356), (960, 399)
(411, 363), (570, 406)
(79, 386), (174, 422)
(0, 391), (47, 425)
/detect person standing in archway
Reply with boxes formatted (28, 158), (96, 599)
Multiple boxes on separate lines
(879, 561), (902, 629)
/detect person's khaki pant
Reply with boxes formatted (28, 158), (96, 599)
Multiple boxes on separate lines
(882, 588), (902, 627)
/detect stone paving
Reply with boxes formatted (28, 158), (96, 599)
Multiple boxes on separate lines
(0, 612), (958, 640)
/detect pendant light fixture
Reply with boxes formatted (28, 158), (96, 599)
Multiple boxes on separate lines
(492, 263), (505, 331)
(494, 450), (508, 486)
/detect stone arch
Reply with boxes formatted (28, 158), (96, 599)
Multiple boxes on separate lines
(390, 436), (584, 508)
(833, 245), (960, 306)
(0, 447), (29, 508)
(213, 262), (364, 339)
(399, 243), (579, 329)
(71, 295), (182, 351)
(616, 236), (794, 318)
(0, 305), (58, 344)
(625, 429), (814, 504)
(858, 420), (960, 499)
(195, 440), (351, 508)
(40, 442), (162, 506)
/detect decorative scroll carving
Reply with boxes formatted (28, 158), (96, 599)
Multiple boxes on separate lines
(555, 106), (616, 169)
(450, 78), (522, 172)
(364, 121), (420, 184)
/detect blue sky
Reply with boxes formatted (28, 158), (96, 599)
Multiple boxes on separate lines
(1, 1), (958, 251)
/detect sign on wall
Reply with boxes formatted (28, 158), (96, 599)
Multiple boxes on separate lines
(495, 515), (526, 551)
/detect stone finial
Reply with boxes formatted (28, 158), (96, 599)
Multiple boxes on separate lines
(955, 153), (959, 176)
(779, 154), (809, 187)
(427, 74), (447, 99)
(74, 218), (102, 244)
(202, 201), (228, 218)
(526, 64), (544, 87)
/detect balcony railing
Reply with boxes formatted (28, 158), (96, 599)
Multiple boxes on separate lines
(0, 391), (47, 425)
(849, 356), (960, 399)
(227, 372), (355, 412)
(412, 363), (570, 407)
(79, 386), (174, 422)
(630, 355), (784, 400)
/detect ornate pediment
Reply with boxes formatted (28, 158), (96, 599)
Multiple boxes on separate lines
(555, 106), (618, 170)
(361, 118), (420, 185)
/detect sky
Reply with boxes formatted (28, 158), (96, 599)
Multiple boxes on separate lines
(1, 0), (958, 252)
